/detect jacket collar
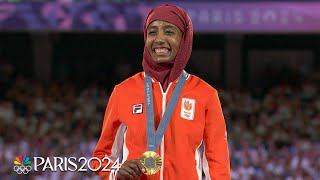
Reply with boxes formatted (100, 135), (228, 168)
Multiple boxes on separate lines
(143, 70), (190, 83)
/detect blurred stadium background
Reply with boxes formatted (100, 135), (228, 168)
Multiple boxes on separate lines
(0, 0), (319, 179)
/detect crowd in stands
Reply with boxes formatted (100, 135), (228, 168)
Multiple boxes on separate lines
(0, 62), (319, 179)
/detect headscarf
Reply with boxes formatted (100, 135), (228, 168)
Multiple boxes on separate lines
(142, 4), (193, 91)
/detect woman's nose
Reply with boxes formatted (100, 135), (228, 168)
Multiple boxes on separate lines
(154, 32), (165, 44)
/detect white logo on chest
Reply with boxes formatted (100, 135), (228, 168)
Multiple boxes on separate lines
(180, 98), (195, 120)
(133, 104), (143, 114)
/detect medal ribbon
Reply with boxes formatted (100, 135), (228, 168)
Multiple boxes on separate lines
(144, 72), (186, 152)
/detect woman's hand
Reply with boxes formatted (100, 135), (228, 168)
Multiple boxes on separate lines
(117, 159), (145, 180)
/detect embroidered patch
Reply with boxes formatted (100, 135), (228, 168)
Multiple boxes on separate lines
(180, 98), (195, 120)
(133, 104), (143, 114)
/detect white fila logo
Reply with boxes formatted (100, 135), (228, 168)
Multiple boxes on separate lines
(180, 98), (195, 120)
(132, 104), (143, 114)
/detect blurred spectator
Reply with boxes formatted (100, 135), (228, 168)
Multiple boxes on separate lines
(0, 57), (15, 100)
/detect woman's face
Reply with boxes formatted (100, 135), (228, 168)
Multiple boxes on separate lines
(146, 20), (183, 63)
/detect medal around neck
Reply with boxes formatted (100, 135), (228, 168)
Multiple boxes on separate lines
(139, 151), (162, 175)
(142, 73), (186, 175)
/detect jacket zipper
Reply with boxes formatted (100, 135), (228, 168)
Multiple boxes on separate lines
(160, 82), (172, 116)
(159, 82), (172, 180)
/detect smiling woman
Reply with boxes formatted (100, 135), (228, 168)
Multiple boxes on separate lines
(142, 5), (193, 92)
(92, 4), (230, 180)
(146, 21), (182, 64)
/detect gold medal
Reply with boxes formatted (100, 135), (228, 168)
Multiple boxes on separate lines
(139, 151), (162, 175)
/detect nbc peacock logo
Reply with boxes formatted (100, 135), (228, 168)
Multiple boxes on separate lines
(13, 155), (32, 174)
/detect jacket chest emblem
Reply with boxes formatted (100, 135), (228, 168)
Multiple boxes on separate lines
(180, 98), (195, 120)
(132, 104), (143, 114)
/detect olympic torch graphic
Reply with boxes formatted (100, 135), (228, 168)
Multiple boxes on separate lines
(13, 155), (32, 174)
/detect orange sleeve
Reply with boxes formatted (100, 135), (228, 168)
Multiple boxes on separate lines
(203, 89), (230, 180)
(92, 86), (122, 179)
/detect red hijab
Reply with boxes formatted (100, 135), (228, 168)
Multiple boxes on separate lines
(142, 4), (193, 91)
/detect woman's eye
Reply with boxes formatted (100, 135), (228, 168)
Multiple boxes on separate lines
(165, 31), (175, 35)
(148, 31), (156, 35)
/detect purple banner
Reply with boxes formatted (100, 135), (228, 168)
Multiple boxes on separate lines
(180, 2), (320, 32)
(0, 2), (320, 32)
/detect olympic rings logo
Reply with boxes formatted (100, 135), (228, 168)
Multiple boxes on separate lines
(13, 165), (32, 174)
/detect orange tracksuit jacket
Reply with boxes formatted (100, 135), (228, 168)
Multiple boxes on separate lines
(92, 71), (230, 180)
